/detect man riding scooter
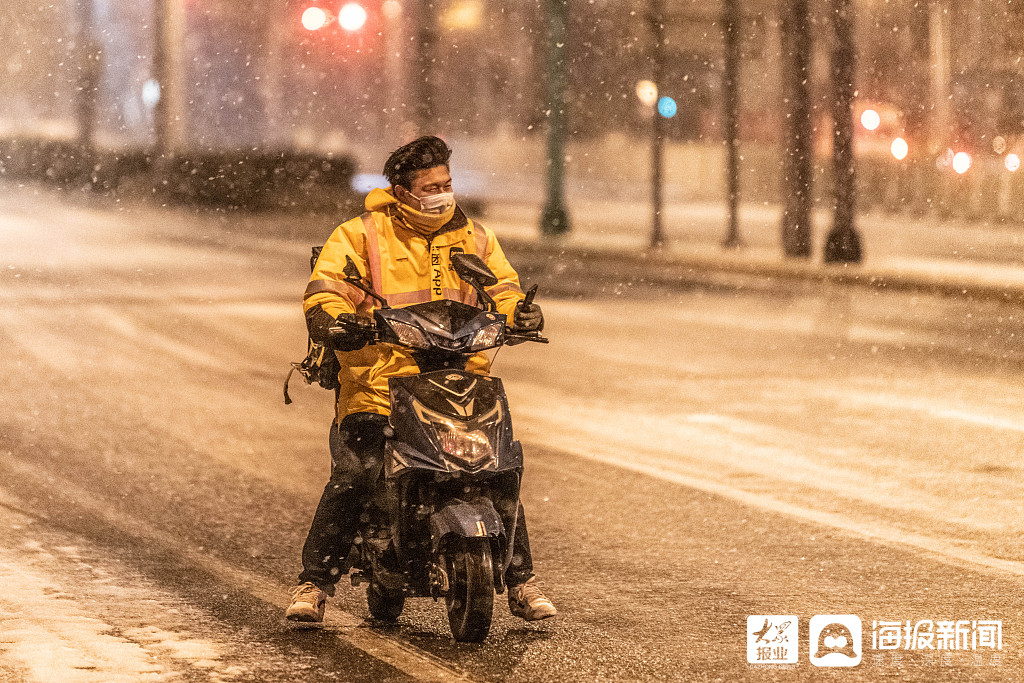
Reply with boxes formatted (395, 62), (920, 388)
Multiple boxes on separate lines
(287, 135), (557, 625)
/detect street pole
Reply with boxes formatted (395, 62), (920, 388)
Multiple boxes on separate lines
(823, 0), (862, 263)
(540, 0), (571, 236)
(647, 0), (666, 249)
(152, 0), (186, 158)
(409, 1), (436, 133)
(74, 0), (100, 155)
(928, 1), (951, 154)
(780, 0), (813, 258)
(382, 0), (405, 142)
(721, 0), (742, 249)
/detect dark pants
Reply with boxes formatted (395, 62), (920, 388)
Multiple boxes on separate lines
(298, 412), (535, 594)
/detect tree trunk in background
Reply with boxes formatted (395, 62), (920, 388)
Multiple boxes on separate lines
(649, 0), (665, 249)
(823, 0), (862, 263)
(928, 0), (951, 154)
(153, 0), (186, 156)
(721, 0), (742, 249)
(410, 1), (437, 133)
(74, 0), (100, 153)
(780, 0), (813, 258)
(541, 0), (571, 236)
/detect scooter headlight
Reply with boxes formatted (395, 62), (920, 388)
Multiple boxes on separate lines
(390, 321), (431, 349)
(434, 419), (495, 471)
(469, 322), (504, 351)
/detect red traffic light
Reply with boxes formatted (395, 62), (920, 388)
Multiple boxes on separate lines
(338, 3), (368, 31)
(301, 3), (368, 31)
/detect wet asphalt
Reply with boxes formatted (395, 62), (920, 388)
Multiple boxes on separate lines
(0, 184), (1021, 681)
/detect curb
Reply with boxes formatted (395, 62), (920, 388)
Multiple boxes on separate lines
(500, 236), (1024, 305)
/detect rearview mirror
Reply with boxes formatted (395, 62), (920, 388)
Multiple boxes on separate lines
(340, 255), (390, 309)
(343, 256), (363, 282)
(451, 253), (498, 287)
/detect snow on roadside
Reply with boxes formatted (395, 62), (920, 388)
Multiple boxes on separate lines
(0, 504), (247, 682)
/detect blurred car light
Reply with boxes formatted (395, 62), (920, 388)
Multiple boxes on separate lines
(952, 152), (972, 175)
(891, 137), (908, 161)
(860, 109), (881, 131)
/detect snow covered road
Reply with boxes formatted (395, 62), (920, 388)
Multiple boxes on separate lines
(0, 182), (1021, 680)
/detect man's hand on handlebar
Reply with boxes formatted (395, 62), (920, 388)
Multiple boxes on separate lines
(329, 313), (375, 351)
(513, 300), (544, 332)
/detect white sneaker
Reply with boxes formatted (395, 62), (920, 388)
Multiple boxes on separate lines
(508, 577), (557, 621)
(286, 582), (327, 623)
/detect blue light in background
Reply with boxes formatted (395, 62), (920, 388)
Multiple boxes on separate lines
(657, 96), (677, 119)
(351, 173), (389, 193)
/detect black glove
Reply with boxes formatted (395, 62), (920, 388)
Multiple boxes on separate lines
(328, 313), (375, 352)
(513, 300), (544, 332)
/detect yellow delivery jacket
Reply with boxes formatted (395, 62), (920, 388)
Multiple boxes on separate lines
(303, 189), (526, 419)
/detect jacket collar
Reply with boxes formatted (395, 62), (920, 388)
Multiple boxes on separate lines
(388, 205), (470, 244)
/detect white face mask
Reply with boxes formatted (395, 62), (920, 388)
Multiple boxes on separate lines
(412, 190), (455, 215)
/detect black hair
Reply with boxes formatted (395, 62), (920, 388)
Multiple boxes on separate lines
(383, 136), (452, 189)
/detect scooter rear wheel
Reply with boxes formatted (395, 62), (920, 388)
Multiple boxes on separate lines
(367, 581), (405, 621)
(445, 538), (494, 642)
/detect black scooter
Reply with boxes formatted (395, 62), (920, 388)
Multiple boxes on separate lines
(329, 253), (546, 642)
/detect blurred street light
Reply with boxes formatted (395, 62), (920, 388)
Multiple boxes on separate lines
(1006, 153), (1021, 172)
(141, 79), (161, 108)
(443, 0), (483, 30)
(657, 96), (677, 118)
(636, 80), (658, 107)
(302, 7), (329, 31)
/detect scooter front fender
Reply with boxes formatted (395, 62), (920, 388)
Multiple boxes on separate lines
(429, 498), (505, 553)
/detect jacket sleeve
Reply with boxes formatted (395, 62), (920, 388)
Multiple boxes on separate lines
(478, 225), (525, 320)
(303, 216), (371, 318)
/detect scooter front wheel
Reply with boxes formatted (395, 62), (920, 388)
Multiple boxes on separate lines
(444, 538), (494, 642)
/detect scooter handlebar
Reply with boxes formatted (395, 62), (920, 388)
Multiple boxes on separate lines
(504, 328), (549, 345)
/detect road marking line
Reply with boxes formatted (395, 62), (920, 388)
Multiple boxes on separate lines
(526, 438), (1024, 580)
(835, 389), (1024, 434)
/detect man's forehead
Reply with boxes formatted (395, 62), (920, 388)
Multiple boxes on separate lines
(411, 166), (451, 186)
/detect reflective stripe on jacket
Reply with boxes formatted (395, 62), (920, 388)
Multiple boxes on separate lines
(303, 196), (525, 418)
